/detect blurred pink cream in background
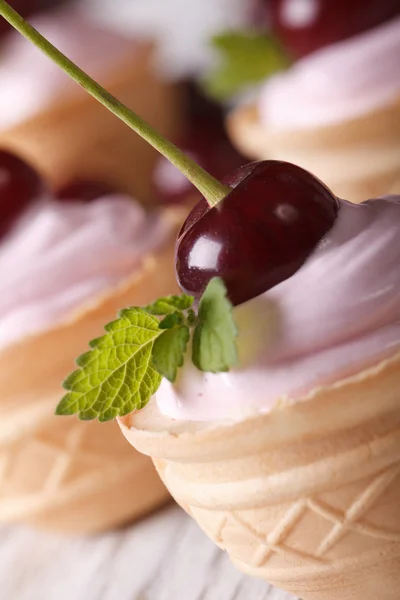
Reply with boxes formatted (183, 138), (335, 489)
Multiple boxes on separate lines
(0, 7), (137, 130)
(259, 15), (400, 130)
(0, 196), (171, 349)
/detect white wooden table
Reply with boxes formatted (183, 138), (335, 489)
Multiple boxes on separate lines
(0, 504), (298, 600)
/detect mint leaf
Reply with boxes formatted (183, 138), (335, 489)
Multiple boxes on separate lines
(186, 308), (196, 327)
(56, 282), (241, 421)
(159, 312), (183, 329)
(152, 325), (190, 382)
(144, 294), (194, 315)
(55, 308), (162, 421)
(203, 31), (290, 101)
(192, 278), (238, 373)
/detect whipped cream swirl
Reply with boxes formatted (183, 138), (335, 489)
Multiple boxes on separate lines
(0, 196), (170, 349)
(156, 197), (400, 421)
(258, 16), (400, 130)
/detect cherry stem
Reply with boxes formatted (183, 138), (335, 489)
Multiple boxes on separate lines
(0, 0), (230, 208)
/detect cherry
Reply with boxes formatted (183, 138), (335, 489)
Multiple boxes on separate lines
(266, 0), (400, 58)
(0, 149), (45, 241)
(0, 0), (68, 40)
(55, 180), (116, 203)
(153, 82), (245, 205)
(175, 160), (340, 305)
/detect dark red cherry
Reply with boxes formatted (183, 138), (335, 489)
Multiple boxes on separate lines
(0, 0), (68, 39)
(0, 150), (45, 241)
(176, 160), (340, 305)
(267, 0), (400, 58)
(55, 180), (116, 203)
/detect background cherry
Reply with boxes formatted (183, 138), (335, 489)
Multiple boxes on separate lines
(152, 81), (245, 205)
(265, 0), (400, 58)
(0, 149), (45, 241)
(55, 180), (117, 203)
(176, 160), (340, 305)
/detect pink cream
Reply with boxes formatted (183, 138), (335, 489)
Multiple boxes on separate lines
(258, 16), (400, 131)
(0, 196), (171, 349)
(156, 197), (400, 421)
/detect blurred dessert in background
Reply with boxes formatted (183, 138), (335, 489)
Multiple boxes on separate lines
(228, 1), (400, 202)
(0, 5), (180, 203)
(0, 150), (184, 532)
(0, 176), (176, 348)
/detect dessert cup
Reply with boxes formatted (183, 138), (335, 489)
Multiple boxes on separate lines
(0, 41), (180, 204)
(120, 350), (400, 600)
(227, 14), (400, 205)
(228, 98), (400, 204)
(0, 207), (185, 534)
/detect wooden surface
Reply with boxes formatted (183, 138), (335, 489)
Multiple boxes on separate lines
(0, 503), (298, 600)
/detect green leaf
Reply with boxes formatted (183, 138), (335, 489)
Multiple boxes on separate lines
(144, 294), (194, 315)
(186, 308), (197, 327)
(202, 30), (290, 101)
(192, 278), (238, 373)
(159, 312), (183, 329)
(152, 325), (190, 382)
(55, 308), (162, 421)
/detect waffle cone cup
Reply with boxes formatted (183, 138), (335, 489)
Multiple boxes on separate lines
(228, 97), (400, 203)
(0, 42), (180, 203)
(0, 207), (187, 534)
(120, 350), (400, 599)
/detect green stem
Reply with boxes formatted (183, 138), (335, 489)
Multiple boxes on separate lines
(0, 0), (230, 207)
